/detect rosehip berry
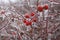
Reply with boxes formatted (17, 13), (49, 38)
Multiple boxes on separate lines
(43, 4), (48, 10)
(32, 18), (37, 22)
(25, 13), (30, 18)
(23, 19), (27, 23)
(25, 20), (32, 26)
(25, 21), (30, 26)
(37, 6), (43, 12)
(31, 12), (35, 16)
(29, 21), (32, 25)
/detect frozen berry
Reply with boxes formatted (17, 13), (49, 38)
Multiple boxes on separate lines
(23, 19), (27, 23)
(32, 17), (37, 22)
(29, 21), (32, 25)
(43, 4), (48, 10)
(37, 6), (43, 12)
(31, 12), (35, 16)
(25, 21), (32, 26)
(25, 21), (30, 26)
(25, 13), (30, 18)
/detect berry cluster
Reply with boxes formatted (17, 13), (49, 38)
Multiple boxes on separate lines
(23, 12), (37, 26)
(37, 4), (49, 12)
(23, 4), (49, 26)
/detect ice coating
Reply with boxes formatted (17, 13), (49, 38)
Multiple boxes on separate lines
(0, 0), (60, 40)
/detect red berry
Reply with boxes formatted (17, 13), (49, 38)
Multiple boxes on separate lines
(25, 21), (32, 26)
(31, 12), (35, 16)
(25, 21), (30, 26)
(29, 21), (32, 25)
(43, 5), (48, 10)
(25, 13), (30, 18)
(37, 6), (43, 12)
(23, 19), (27, 23)
(32, 18), (37, 22)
